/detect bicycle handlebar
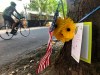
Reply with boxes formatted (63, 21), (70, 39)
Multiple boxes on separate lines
(13, 14), (25, 20)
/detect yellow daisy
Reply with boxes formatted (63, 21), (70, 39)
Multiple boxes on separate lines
(53, 17), (76, 42)
(53, 17), (64, 35)
(61, 18), (76, 41)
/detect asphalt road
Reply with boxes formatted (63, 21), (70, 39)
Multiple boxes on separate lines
(0, 27), (49, 66)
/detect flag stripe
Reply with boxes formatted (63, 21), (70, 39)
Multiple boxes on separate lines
(36, 31), (53, 74)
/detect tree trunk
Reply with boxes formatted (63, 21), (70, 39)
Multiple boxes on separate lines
(67, 0), (100, 62)
(54, 0), (100, 75)
(41, 0), (100, 75)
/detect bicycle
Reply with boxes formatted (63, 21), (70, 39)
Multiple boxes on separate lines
(0, 17), (30, 40)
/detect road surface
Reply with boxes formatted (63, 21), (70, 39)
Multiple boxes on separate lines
(0, 27), (50, 66)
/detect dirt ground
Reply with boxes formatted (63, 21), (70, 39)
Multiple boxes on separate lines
(0, 41), (63, 75)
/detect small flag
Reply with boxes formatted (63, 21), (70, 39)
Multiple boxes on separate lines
(36, 1), (61, 74)
(36, 31), (53, 74)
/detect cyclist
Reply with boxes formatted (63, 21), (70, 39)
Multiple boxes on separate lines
(2, 1), (22, 35)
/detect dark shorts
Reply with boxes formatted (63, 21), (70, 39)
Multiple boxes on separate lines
(3, 15), (15, 24)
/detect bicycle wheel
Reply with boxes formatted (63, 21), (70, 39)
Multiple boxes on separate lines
(20, 24), (30, 37)
(0, 25), (13, 40)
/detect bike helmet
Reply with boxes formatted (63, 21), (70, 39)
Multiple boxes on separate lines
(10, 2), (16, 7)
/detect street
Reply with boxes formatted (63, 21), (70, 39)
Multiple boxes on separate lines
(0, 27), (49, 66)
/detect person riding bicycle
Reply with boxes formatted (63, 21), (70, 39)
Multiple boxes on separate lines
(2, 1), (23, 35)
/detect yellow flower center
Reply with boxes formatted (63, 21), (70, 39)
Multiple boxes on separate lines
(66, 28), (70, 31)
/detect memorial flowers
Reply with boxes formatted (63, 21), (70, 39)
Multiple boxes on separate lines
(53, 17), (76, 42)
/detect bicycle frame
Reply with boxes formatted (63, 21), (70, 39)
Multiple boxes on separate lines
(16, 18), (27, 29)
(16, 21), (22, 30)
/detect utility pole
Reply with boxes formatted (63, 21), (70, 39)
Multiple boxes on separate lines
(23, 4), (27, 19)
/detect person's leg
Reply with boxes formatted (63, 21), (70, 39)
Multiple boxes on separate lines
(3, 15), (17, 35)
(8, 17), (16, 28)
(10, 23), (17, 35)
(9, 17), (17, 35)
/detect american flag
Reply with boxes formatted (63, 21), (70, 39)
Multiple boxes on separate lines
(36, 31), (53, 74)
(36, 1), (61, 74)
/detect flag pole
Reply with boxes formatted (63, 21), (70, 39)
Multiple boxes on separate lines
(60, 0), (65, 18)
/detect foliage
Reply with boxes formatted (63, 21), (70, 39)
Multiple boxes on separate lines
(59, 0), (67, 17)
(28, 0), (67, 16)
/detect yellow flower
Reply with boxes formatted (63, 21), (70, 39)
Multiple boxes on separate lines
(53, 17), (76, 42)
(56, 17), (64, 27)
(53, 17), (64, 35)
(61, 18), (76, 40)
